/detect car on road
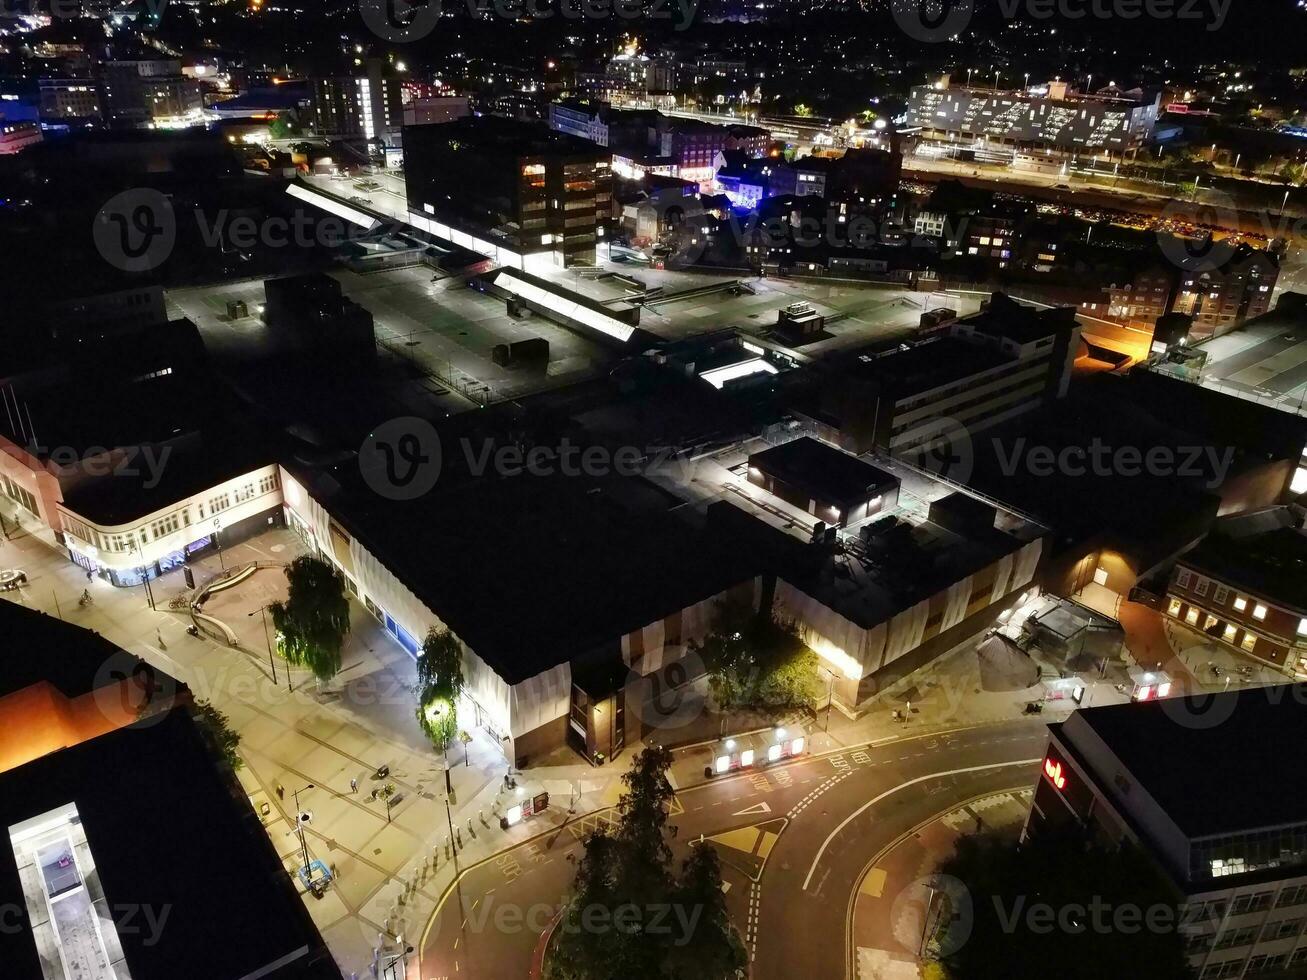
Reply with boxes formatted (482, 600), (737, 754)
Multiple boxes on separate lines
(0, 569), (28, 590)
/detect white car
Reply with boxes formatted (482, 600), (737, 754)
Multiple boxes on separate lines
(0, 569), (28, 591)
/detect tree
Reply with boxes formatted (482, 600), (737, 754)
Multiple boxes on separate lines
(269, 556), (350, 682)
(931, 823), (1189, 980)
(191, 698), (242, 771)
(267, 112), (296, 140)
(692, 600), (821, 714)
(548, 748), (744, 980)
(416, 627), (465, 750)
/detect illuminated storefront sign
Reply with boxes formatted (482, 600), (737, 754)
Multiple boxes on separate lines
(1043, 757), (1067, 791)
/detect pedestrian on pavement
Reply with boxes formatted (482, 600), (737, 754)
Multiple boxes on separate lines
(275, 783), (284, 800)
(350, 777), (358, 794)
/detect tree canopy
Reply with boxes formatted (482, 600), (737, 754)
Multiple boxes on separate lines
(548, 748), (745, 980)
(691, 600), (821, 714)
(191, 698), (242, 771)
(931, 823), (1189, 980)
(416, 627), (465, 750)
(269, 556), (350, 682)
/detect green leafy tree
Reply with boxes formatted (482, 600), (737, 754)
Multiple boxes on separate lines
(549, 748), (744, 980)
(191, 698), (243, 771)
(269, 556), (350, 682)
(416, 628), (465, 749)
(692, 600), (821, 713)
(932, 824), (1189, 980)
(267, 112), (296, 140)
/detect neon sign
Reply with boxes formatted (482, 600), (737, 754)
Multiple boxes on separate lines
(1044, 758), (1067, 790)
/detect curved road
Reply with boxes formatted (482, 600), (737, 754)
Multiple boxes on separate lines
(418, 721), (1048, 979)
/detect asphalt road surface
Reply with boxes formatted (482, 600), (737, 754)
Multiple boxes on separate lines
(418, 721), (1048, 980)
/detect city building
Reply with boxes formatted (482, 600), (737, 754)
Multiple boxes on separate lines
(1165, 518), (1307, 676)
(0, 117), (42, 154)
(402, 94), (471, 128)
(0, 602), (341, 979)
(313, 62), (404, 144)
(1025, 687), (1307, 978)
(795, 294), (1081, 456)
(37, 78), (103, 124)
(278, 465), (775, 765)
(100, 60), (203, 128)
(774, 486), (1046, 707)
(403, 115), (612, 268)
(747, 437), (901, 528)
(908, 79), (1161, 158)
(1171, 244), (1279, 340)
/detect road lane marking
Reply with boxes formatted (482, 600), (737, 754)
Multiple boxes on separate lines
(800, 759), (1042, 892)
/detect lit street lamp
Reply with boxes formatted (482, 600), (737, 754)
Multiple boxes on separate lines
(292, 783), (315, 880)
(212, 517), (226, 571)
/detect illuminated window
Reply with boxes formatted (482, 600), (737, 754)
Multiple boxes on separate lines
(1168, 598), (1182, 617)
(1186, 608), (1200, 625)
(1234, 597), (1248, 612)
(522, 164), (545, 175)
(715, 755), (729, 773)
(767, 744), (781, 762)
(1204, 615), (1219, 630)
(1223, 624), (1237, 642)
(1242, 632), (1257, 652)
(740, 749), (754, 767)
(1253, 604), (1268, 621)
(1299, 618), (1307, 636)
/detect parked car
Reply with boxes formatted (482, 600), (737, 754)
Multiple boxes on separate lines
(0, 569), (29, 590)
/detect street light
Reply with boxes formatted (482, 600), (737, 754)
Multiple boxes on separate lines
(247, 605), (281, 686)
(292, 783), (315, 881)
(212, 517), (226, 571)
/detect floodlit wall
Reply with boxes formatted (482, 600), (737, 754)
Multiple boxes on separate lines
(775, 536), (1044, 690)
(278, 468), (567, 744)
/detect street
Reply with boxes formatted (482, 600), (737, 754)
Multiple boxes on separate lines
(418, 721), (1047, 979)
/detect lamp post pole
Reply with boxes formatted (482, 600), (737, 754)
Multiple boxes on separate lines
(292, 784), (314, 878)
(248, 605), (279, 685)
(213, 517), (225, 571)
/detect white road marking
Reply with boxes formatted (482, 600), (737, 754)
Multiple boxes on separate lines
(800, 759), (1042, 891)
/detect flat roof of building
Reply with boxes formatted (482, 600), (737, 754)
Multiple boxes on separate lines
(0, 602), (155, 701)
(403, 114), (605, 159)
(749, 436), (899, 507)
(1059, 683), (1307, 839)
(847, 335), (1013, 397)
(0, 709), (340, 980)
(290, 461), (779, 683)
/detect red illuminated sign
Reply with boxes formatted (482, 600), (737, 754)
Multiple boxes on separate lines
(1043, 757), (1067, 791)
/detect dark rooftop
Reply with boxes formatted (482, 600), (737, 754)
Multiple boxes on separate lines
(0, 709), (341, 980)
(1179, 526), (1307, 615)
(1061, 683), (1307, 839)
(848, 335), (1013, 397)
(0, 601), (157, 701)
(963, 292), (1078, 345)
(403, 114), (605, 159)
(749, 437), (899, 508)
(288, 463), (775, 683)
